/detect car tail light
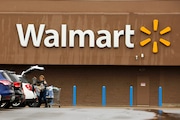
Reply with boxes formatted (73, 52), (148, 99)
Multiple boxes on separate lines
(0, 80), (11, 85)
(14, 82), (21, 88)
(25, 84), (32, 91)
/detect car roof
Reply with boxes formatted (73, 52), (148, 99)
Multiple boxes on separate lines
(0, 72), (7, 80)
(0, 71), (13, 82)
(0, 70), (5, 72)
(2, 70), (20, 82)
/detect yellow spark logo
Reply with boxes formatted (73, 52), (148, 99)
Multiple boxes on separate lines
(140, 19), (171, 54)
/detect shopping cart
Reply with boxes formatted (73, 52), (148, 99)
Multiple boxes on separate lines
(46, 86), (61, 107)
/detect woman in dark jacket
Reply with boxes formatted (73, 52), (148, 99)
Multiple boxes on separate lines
(37, 75), (48, 107)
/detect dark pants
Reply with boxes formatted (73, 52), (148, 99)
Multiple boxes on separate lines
(38, 89), (47, 107)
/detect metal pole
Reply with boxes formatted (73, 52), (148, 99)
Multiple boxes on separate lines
(130, 86), (133, 107)
(158, 86), (162, 107)
(73, 85), (76, 106)
(102, 86), (106, 106)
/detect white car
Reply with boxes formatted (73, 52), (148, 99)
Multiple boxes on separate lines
(18, 65), (45, 107)
(17, 75), (37, 107)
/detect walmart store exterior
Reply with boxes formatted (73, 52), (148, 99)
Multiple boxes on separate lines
(0, 0), (180, 106)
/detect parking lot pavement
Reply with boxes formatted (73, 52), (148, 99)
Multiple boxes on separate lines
(0, 107), (155, 120)
(1, 107), (180, 120)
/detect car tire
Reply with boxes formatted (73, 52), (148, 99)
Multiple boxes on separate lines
(0, 102), (11, 108)
(12, 102), (21, 107)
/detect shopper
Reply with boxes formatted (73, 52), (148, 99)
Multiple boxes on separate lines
(36, 75), (48, 107)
